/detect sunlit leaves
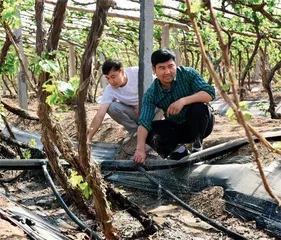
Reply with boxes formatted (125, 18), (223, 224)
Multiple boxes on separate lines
(222, 83), (230, 92)
(39, 59), (60, 74)
(178, 3), (186, 10)
(1, 0), (280, 105)
(22, 139), (36, 159)
(154, 0), (164, 19)
(28, 139), (37, 148)
(254, 101), (270, 117)
(190, 0), (203, 14)
(69, 171), (93, 199)
(154, 25), (162, 42)
(43, 76), (79, 107)
(28, 52), (60, 77)
(200, 25), (219, 51)
(23, 150), (31, 159)
(20, 0), (34, 12)
(0, 53), (19, 76)
(272, 142), (281, 152)
(1, 0), (22, 28)
(226, 101), (252, 124)
(98, 18), (140, 67)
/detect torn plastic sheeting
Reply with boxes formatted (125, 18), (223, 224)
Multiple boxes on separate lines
(0, 124), (120, 161)
(98, 135), (252, 171)
(0, 193), (71, 240)
(106, 160), (281, 201)
(105, 158), (281, 238)
(1, 124), (281, 164)
(211, 99), (281, 117)
(225, 191), (281, 237)
(256, 216), (281, 238)
(89, 142), (120, 161)
(98, 136), (248, 171)
(0, 123), (44, 149)
(98, 129), (281, 171)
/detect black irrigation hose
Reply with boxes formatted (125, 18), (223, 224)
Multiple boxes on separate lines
(99, 138), (248, 172)
(138, 166), (248, 240)
(99, 130), (281, 172)
(42, 164), (103, 240)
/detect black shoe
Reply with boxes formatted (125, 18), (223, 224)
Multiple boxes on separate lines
(169, 149), (190, 160)
(191, 139), (203, 153)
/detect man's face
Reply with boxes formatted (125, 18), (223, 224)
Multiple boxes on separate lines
(105, 69), (125, 88)
(153, 59), (177, 88)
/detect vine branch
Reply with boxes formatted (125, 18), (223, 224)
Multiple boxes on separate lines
(185, 0), (281, 207)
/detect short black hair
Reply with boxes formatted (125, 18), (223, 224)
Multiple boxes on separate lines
(151, 48), (176, 68)
(102, 59), (123, 75)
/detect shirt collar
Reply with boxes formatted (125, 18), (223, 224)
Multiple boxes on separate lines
(155, 77), (177, 94)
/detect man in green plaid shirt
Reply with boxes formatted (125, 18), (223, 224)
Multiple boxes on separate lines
(134, 48), (215, 163)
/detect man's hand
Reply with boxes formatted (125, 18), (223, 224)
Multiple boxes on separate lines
(86, 103), (109, 144)
(167, 98), (185, 117)
(134, 149), (146, 164)
(134, 126), (149, 164)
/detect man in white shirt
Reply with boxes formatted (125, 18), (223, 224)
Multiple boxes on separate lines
(87, 59), (140, 142)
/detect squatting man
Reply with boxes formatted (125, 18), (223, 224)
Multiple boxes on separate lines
(87, 59), (161, 143)
(134, 48), (215, 163)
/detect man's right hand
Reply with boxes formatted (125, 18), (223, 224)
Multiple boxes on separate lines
(134, 125), (149, 164)
(87, 103), (110, 144)
(134, 149), (146, 164)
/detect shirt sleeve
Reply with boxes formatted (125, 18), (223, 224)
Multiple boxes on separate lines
(100, 86), (114, 104)
(138, 90), (156, 132)
(185, 67), (215, 100)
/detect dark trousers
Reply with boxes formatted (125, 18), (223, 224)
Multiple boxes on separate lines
(146, 103), (214, 158)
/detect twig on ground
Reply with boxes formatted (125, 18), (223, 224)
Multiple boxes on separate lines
(106, 186), (160, 235)
(1, 100), (40, 121)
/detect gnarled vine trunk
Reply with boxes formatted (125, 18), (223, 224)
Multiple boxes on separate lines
(35, 0), (120, 239)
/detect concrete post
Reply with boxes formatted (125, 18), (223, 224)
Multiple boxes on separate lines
(161, 24), (169, 48)
(14, 11), (28, 110)
(69, 44), (76, 78)
(23, 56), (32, 80)
(173, 29), (181, 66)
(252, 58), (261, 82)
(139, 0), (154, 109)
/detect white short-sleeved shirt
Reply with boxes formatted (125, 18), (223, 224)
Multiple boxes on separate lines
(101, 67), (139, 106)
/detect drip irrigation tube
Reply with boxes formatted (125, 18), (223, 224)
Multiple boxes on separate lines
(99, 138), (248, 172)
(138, 166), (248, 240)
(99, 130), (281, 172)
(0, 159), (103, 240)
(41, 164), (103, 240)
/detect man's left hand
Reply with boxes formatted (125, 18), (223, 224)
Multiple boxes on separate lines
(167, 98), (185, 116)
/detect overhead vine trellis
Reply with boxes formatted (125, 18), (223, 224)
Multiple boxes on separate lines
(0, 0), (281, 239)
(1, 0), (281, 112)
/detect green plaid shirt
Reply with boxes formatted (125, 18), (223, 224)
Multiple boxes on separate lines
(138, 66), (215, 132)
